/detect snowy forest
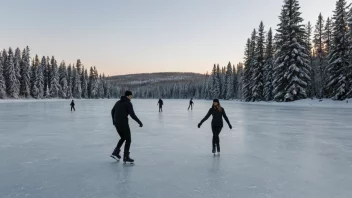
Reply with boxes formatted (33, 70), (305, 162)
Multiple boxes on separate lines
(1, 0), (352, 102)
(0, 46), (117, 99)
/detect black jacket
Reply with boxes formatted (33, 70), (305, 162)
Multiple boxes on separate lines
(70, 101), (75, 107)
(158, 99), (163, 106)
(200, 107), (231, 127)
(111, 96), (142, 127)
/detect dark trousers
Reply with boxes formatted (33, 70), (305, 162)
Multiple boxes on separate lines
(112, 125), (132, 154)
(71, 106), (75, 111)
(188, 104), (193, 110)
(212, 126), (223, 151)
(159, 106), (163, 112)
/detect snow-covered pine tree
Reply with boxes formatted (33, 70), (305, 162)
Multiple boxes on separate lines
(72, 64), (76, 97)
(5, 48), (19, 98)
(326, 0), (349, 100)
(263, 28), (274, 101)
(92, 67), (99, 98)
(88, 66), (94, 98)
(14, 48), (21, 97)
(233, 64), (238, 98)
(346, 6), (352, 98)
(252, 22), (265, 101)
(323, 18), (333, 57)
(273, 0), (311, 102)
(35, 55), (44, 99)
(314, 13), (326, 98)
(74, 59), (82, 98)
(20, 47), (31, 98)
(98, 74), (104, 98)
(81, 66), (88, 98)
(221, 66), (226, 99)
(2, 49), (7, 74)
(67, 64), (72, 98)
(237, 63), (244, 100)
(216, 64), (221, 99)
(47, 56), (52, 91)
(305, 22), (315, 98)
(0, 53), (6, 98)
(50, 59), (61, 98)
(30, 55), (39, 98)
(243, 38), (253, 101)
(42, 56), (48, 97)
(211, 64), (220, 99)
(225, 62), (233, 99)
(59, 61), (68, 98)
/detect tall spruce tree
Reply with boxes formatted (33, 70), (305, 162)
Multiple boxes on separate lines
(50, 60), (60, 98)
(273, 0), (311, 101)
(314, 13), (326, 98)
(5, 48), (18, 98)
(30, 56), (39, 98)
(20, 47), (31, 97)
(14, 48), (21, 97)
(252, 22), (265, 101)
(59, 61), (68, 98)
(74, 59), (82, 98)
(67, 64), (73, 98)
(263, 28), (274, 101)
(243, 38), (252, 101)
(225, 62), (233, 99)
(326, 0), (349, 100)
(324, 18), (333, 56)
(0, 53), (6, 98)
(305, 22), (315, 98)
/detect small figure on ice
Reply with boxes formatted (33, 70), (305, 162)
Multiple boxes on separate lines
(70, 100), (75, 112)
(198, 99), (232, 155)
(111, 90), (143, 164)
(157, 98), (164, 112)
(188, 98), (194, 111)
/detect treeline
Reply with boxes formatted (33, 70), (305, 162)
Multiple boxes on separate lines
(0, 46), (118, 99)
(241, 0), (351, 102)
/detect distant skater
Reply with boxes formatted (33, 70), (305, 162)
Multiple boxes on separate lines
(198, 99), (232, 155)
(70, 100), (75, 111)
(157, 98), (164, 112)
(111, 90), (143, 164)
(188, 98), (194, 110)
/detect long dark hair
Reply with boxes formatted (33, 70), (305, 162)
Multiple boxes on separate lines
(212, 103), (222, 112)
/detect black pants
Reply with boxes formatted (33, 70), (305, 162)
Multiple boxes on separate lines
(71, 106), (75, 111)
(212, 126), (223, 151)
(159, 106), (163, 112)
(112, 125), (131, 154)
(188, 104), (193, 110)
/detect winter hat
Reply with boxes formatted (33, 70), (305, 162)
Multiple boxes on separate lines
(125, 90), (133, 96)
(213, 99), (220, 103)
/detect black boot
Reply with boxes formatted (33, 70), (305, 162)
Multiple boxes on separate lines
(123, 152), (134, 164)
(111, 149), (121, 161)
(212, 144), (216, 154)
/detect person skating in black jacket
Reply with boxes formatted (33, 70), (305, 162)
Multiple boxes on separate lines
(157, 98), (163, 112)
(198, 99), (232, 155)
(111, 90), (143, 163)
(70, 100), (75, 111)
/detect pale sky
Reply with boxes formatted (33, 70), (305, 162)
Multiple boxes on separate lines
(0, 0), (335, 76)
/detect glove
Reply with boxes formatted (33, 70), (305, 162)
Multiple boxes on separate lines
(198, 123), (201, 128)
(229, 124), (232, 129)
(139, 123), (143, 127)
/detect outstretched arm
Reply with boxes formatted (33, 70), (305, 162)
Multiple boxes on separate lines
(200, 109), (212, 124)
(222, 109), (232, 128)
(128, 103), (142, 125)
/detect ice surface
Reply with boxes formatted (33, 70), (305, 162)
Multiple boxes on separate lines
(1, 99), (352, 198)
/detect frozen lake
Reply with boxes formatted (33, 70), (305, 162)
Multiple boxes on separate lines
(0, 99), (352, 198)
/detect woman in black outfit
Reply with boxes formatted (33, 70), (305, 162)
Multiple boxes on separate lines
(198, 99), (232, 155)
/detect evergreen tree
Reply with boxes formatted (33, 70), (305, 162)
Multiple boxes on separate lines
(324, 18), (333, 56)
(74, 59), (82, 98)
(314, 13), (326, 98)
(59, 61), (68, 98)
(243, 38), (252, 101)
(326, 0), (349, 100)
(225, 62), (233, 99)
(33, 55), (44, 99)
(50, 60), (60, 97)
(5, 48), (18, 98)
(2, 50), (7, 75)
(39, 57), (47, 98)
(233, 64), (238, 98)
(20, 47), (30, 97)
(252, 22), (265, 101)
(305, 22), (315, 98)
(0, 53), (6, 98)
(263, 28), (274, 101)
(47, 56), (52, 91)
(67, 65), (73, 98)
(273, 0), (311, 101)
(237, 63), (244, 100)
(88, 66), (94, 98)
(211, 64), (220, 98)
(82, 68), (88, 98)
(14, 48), (21, 97)
(30, 56), (39, 98)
